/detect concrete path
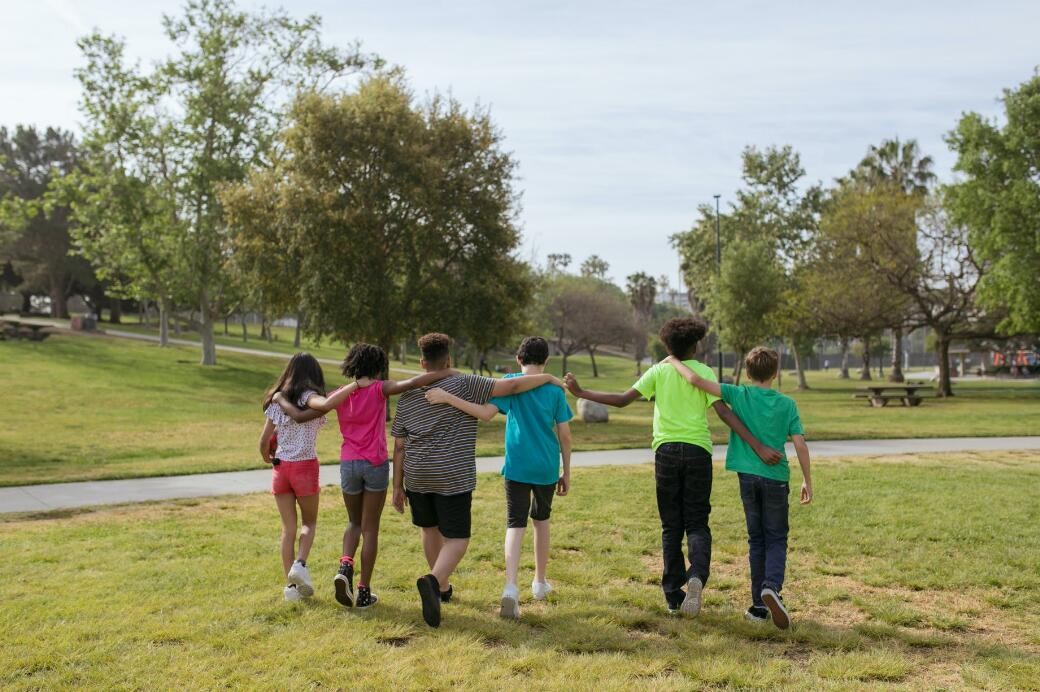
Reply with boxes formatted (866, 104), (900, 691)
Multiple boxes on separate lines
(2, 437), (1038, 515)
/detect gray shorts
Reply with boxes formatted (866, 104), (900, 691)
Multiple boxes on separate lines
(340, 460), (390, 495)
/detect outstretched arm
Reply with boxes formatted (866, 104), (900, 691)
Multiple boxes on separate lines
(391, 437), (408, 514)
(711, 400), (783, 465)
(383, 368), (461, 396)
(792, 434), (812, 504)
(665, 356), (722, 398)
(425, 388), (499, 421)
(275, 383), (359, 422)
(556, 422), (572, 496)
(564, 372), (641, 408)
(490, 373), (565, 397)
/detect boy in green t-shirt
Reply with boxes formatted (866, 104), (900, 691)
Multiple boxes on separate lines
(565, 318), (782, 617)
(666, 347), (812, 629)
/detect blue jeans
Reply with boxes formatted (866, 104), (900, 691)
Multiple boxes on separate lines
(738, 472), (789, 607)
(654, 442), (713, 608)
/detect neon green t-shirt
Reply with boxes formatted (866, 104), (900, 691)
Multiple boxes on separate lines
(721, 383), (804, 482)
(633, 360), (720, 453)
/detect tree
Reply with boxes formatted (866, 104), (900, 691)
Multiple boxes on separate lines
(626, 272), (657, 375)
(0, 126), (95, 318)
(851, 138), (936, 381)
(75, 0), (369, 364)
(580, 254), (610, 281)
(543, 273), (632, 377)
(222, 75), (526, 361)
(946, 71), (1040, 335)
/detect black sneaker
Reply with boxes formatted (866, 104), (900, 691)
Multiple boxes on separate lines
(440, 584), (453, 602)
(356, 586), (378, 609)
(334, 561), (355, 608)
(417, 574), (442, 627)
(761, 587), (790, 629)
(745, 605), (769, 623)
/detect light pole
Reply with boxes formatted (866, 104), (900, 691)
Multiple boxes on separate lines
(714, 194), (722, 382)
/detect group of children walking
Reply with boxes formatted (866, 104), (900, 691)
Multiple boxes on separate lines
(259, 318), (812, 630)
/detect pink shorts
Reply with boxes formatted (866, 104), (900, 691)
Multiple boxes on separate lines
(271, 459), (320, 497)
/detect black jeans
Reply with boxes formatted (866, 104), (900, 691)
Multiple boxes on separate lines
(654, 442), (713, 607)
(738, 473), (789, 607)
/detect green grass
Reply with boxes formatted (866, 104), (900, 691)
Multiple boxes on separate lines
(2, 333), (1039, 486)
(2, 452), (1039, 689)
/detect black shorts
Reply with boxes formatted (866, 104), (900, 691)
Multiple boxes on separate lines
(407, 490), (473, 539)
(505, 479), (557, 528)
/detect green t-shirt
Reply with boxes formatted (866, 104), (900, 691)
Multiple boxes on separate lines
(633, 360), (720, 453)
(720, 383), (804, 481)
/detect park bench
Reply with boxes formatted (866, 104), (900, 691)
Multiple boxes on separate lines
(853, 383), (932, 407)
(1, 319), (52, 342)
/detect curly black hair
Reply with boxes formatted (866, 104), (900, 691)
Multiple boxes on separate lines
(659, 317), (708, 359)
(341, 343), (389, 379)
(516, 336), (550, 365)
(418, 332), (453, 366)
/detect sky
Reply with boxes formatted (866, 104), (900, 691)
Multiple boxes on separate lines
(3, 0), (1038, 289)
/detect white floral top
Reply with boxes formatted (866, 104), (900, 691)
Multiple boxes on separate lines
(265, 390), (325, 461)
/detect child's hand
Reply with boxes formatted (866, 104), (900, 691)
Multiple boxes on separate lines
(756, 445), (784, 465)
(547, 375), (566, 389)
(425, 388), (450, 405)
(800, 482), (813, 504)
(563, 372), (582, 395)
(392, 486), (407, 513)
(661, 355), (678, 365)
(556, 473), (570, 496)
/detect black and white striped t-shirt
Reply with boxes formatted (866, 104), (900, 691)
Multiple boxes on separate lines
(391, 374), (496, 495)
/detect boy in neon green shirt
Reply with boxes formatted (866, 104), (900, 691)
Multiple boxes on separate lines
(565, 317), (781, 617)
(667, 346), (812, 629)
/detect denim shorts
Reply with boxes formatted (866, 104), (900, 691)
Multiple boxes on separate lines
(340, 460), (390, 495)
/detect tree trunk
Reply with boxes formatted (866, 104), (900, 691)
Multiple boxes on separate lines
(561, 352), (569, 376)
(888, 328), (904, 382)
(109, 297), (122, 324)
(838, 337), (850, 379)
(776, 343), (784, 389)
(859, 337), (872, 380)
(734, 360), (744, 385)
(793, 344), (810, 391)
(241, 315), (248, 342)
(635, 353), (642, 376)
(223, 315), (229, 336)
(199, 292), (217, 366)
(589, 348), (599, 378)
(293, 311), (302, 349)
(49, 286), (69, 319)
(20, 291), (31, 315)
(158, 296), (170, 348)
(937, 334), (953, 397)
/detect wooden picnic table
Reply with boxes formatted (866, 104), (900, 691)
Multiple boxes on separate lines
(1, 318), (52, 342)
(854, 383), (933, 408)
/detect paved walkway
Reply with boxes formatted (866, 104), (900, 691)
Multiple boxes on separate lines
(2, 437), (1038, 515)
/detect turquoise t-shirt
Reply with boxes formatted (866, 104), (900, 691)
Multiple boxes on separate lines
(489, 373), (574, 485)
(721, 383), (804, 482)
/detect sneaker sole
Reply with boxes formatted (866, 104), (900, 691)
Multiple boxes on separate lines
(500, 595), (520, 620)
(417, 576), (441, 627)
(334, 573), (354, 607)
(680, 577), (702, 617)
(288, 567), (314, 598)
(761, 589), (790, 630)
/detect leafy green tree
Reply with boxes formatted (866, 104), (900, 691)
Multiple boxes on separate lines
(851, 138), (936, 381)
(580, 254), (610, 281)
(946, 71), (1040, 334)
(543, 273), (632, 376)
(625, 272), (657, 375)
(0, 126), (95, 319)
(223, 75), (525, 360)
(74, 0), (369, 364)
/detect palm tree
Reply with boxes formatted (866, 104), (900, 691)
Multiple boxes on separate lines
(853, 138), (935, 382)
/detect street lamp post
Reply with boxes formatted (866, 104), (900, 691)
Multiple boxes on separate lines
(714, 194), (722, 382)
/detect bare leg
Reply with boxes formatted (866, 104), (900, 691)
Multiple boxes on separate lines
(359, 489), (387, 586)
(421, 527), (443, 571)
(275, 493), (298, 578)
(504, 527), (525, 588)
(341, 492), (363, 559)
(431, 537), (469, 591)
(296, 493), (319, 563)
(532, 519), (550, 583)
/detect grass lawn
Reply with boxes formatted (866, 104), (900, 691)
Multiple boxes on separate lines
(3, 333), (1039, 486)
(2, 452), (1039, 689)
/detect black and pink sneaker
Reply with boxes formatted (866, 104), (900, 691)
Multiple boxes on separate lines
(334, 560), (355, 608)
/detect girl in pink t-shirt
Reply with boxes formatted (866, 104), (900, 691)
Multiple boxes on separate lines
(277, 344), (455, 609)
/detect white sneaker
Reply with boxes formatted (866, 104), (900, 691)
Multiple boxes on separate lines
(288, 560), (314, 598)
(500, 584), (520, 620)
(680, 576), (702, 617)
(531, 580), (553, 601)
(284, 584), (302, 602)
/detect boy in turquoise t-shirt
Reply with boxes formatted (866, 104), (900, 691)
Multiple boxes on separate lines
(426, 336), (572, 620)
(565, 318), (782, 617)
(667, 346), (812, 629)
